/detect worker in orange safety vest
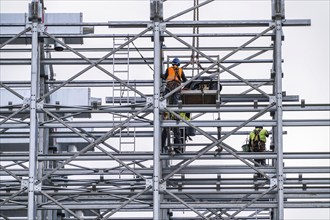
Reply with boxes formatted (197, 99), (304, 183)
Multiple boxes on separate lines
(161, 57), (187, 105)
(161, 58), (187, 154)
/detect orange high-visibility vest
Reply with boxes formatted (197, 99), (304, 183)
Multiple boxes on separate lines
(166, 67), (183, 82)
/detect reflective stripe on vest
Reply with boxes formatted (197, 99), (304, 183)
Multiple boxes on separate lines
(166, 67), (183, 82)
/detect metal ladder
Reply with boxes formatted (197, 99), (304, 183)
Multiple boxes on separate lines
(111, 37), (136, 154)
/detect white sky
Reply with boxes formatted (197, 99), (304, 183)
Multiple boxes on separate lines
(0, 0), (329, 219)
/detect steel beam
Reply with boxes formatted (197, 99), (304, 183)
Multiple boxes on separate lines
(152, 19), (162, 220)
(273, 1), (285, 218)
(0, 152), (329, 161)
(27, 15), (40, 219)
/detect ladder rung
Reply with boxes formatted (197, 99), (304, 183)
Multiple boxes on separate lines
(113, 70), (129, 73)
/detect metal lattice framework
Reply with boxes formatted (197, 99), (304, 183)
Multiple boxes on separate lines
(0, 0), (329, 219)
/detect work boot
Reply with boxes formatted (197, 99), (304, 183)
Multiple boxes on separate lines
(167, 147), (175, 156)
(260, 159), (266, 166)
(255, 159), (266, 166)
(174, 147), (183, 154)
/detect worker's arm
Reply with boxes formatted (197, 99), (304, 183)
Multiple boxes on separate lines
(265, 130), (269, 137)
(181, 70), (187, 82)
(248, 132), (253, 147)
(161, 68), (169, 80)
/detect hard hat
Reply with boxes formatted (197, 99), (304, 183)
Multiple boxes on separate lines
(172, 57), (180, 66)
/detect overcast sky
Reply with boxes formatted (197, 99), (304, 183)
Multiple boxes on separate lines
(0, 0), (329, 219)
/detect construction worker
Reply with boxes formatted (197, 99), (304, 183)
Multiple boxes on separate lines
(249, 126), (269, 166)
(161, 57), (187, 105)
(161, 58), (187, 154)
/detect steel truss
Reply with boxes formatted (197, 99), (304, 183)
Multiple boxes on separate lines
(0, 0), (329, 220)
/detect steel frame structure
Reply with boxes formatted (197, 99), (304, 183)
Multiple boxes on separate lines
(0, 0), (329, 219)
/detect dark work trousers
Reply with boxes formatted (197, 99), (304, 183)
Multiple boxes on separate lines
(162, 84), (182, 150)
(165, 87), (181, 106)
(161, 127), (182, 148)
(251, 141), (266, 166)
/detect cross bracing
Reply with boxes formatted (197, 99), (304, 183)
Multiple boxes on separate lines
(0, 0), (329, 220)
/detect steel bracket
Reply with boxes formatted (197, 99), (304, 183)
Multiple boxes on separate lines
(37, 102), (44, 109)
(38, 24), (45, 33)
(21, 179), (41, 192)
(21, 179), (28, 190)
(146, 179), (153, 188)
(34, 182), (42, 192)
(146, 96), (153, 105)
(270, 178), (277, 187)
(159, 23), (166, 32)
(23, 98), (30, 107)
(159, 99), (167, 110)
(269, 96), (276, 104)
(160, 182), (166, 191)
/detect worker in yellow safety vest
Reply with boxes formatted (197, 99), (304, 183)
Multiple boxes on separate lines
(249, 126), (269, 166)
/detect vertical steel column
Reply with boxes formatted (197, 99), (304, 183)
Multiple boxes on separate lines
(28, 20), (40, 219)
(273, 0), (285, 219)
(153, 21), (161, 220)
(274, 19), (284, 219)
(152, 1), (163, 219)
